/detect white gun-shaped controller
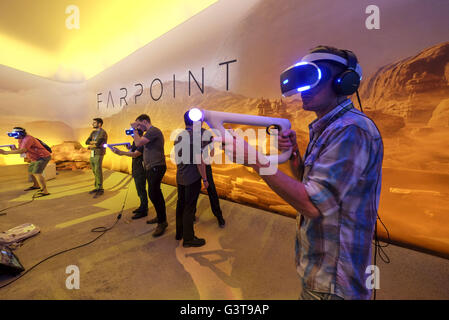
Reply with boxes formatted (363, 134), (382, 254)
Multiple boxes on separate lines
(103, 143), (132, 150)
(188, 108), (292, 164)
(0, 144), (16, 150)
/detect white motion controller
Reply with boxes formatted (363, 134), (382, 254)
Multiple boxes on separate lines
(188, 108), (292, 164)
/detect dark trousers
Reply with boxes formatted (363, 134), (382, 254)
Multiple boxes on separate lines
(193, 165), (223, 218)
(205, 165), (223, 218)
(176, 179), (201, 241)
(133, 171), (148, 210)
(146, 165), (167, 223)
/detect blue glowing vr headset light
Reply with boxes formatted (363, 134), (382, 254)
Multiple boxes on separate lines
(125, 128), (143, 137)
(7, 132), (19, 138)
(280, 61), (322, 97)
(297, 86), (311, 92)
(7, 129), (25, 139)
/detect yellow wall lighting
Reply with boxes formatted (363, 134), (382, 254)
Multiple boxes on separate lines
(0, 0), (218, 81)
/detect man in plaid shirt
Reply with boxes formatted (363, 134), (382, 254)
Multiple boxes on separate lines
(228, 46), (383, 299)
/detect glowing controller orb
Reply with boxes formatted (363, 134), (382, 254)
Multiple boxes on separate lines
(188, 108), (204, 122)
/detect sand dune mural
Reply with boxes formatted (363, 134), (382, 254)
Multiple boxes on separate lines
(32, 42), (446, 258)
(0, 0), (448, 259)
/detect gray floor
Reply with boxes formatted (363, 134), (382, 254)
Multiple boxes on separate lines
(0, 165), (448, 299)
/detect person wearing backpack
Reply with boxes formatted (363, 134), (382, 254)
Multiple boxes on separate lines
(0, 127), (51, 197)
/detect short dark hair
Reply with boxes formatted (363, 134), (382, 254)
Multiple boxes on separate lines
(13, 127), (27, 135)
(310, 45), (349, 59)
(136, 114), (151, 123)
(309, 45), (357, 73)
(184, 111), (193, 126)
(93, 118), (103, 125)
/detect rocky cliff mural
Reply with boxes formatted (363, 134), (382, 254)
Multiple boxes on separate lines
(50, 42), (449, 258)
(1, 0), (448, 258)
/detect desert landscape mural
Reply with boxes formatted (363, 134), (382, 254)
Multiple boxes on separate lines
(1, 0), (448, 258)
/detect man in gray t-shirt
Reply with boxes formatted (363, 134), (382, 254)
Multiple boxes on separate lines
(173, 111), (209, 248)
(132, 114), (167, 238)
(143, 126), (166, 170)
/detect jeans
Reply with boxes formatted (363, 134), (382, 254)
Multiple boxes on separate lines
(146, 165), (167, 223)
(205, 165), (223, 218)
(89, 155), (104, 190)
(193, 165), (223, 218)
(176, 179), (201, 241)
(133, 171), (148, 210)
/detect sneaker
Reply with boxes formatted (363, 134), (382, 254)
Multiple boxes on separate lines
(183, 236), (206, 248)
(93, 189), (104, 198)
(217, 216), (226, 228)
(152, 222), (168, 237)
(146, 217), (158, 224)
(132, 211), (148, 220)
(88, 189), (98, 194)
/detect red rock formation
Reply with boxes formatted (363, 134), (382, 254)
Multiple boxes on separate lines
(360, 42), (449, 124)
(428, 98), (449, 127)
(51, 141), (91, 170)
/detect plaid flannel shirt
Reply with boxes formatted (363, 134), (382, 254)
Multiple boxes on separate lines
(296, 99), (383, 300)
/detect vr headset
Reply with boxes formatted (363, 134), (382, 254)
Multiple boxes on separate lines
(125, 128), (143, 136)
(280, 50), (363, 97)
(7, 128), (26, 139)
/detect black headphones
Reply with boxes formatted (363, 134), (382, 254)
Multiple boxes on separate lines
(333, 50), (361, 96)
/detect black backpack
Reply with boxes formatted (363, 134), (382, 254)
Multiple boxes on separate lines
(36, 138), (52, 154)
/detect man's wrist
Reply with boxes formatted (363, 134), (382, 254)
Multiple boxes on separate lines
(250, 154), (271, 174)
(289, 144), (300, 161)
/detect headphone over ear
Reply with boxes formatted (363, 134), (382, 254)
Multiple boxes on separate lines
(333, 50), (361, 96)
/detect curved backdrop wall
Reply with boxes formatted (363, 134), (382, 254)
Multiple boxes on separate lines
(1, 0), (449, 258)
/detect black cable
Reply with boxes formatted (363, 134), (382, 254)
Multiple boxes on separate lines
(352, 90), (391, 300)
(0, 181), (131, 290)
(0, 190), (41, 215)
(356, 90), (364, 113)
(373, 220), (378, 300)
(375, 215), (391, 262)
